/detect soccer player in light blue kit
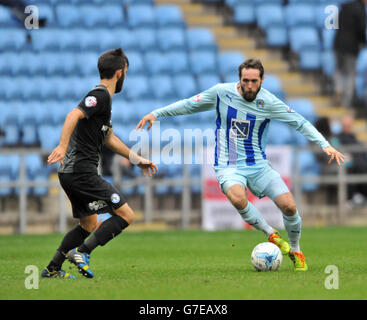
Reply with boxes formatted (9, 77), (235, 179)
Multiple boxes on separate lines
(137, 59), (345, 271)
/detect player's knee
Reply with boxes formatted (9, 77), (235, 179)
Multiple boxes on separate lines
(114, 203), (134, 224)
(227, 191), (248, 210)
(80, 220), (97, 233)
(282, 202), (297, 216)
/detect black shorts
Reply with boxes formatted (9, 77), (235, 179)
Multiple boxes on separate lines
(58, 172), (127, 219)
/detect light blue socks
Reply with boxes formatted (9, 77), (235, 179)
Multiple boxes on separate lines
(283, 211), (302, 252)
(238, 202), (274, 238)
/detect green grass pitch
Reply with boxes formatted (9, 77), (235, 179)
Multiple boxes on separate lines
(1, 226), (366, 300)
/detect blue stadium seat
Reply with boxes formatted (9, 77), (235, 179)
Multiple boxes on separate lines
(134, 28), (158, 52)
(37, 4), (56, 26)
(157, 28), (186, 51)
(0, 5), (19, 27)
(25, 154), (44, 179)
(217, 51), (245, 75)
(79, 5), (124, 27)
(123, 75), (149, 100)
(0, 77), (18, 100)
(166, 51), (190, 75)
(286, 99), (317, 124)
(151, 75), (175, 100)
(75, 52), (99, 76)
(256, 4), (285, 30)
(267, 121), (292, 145)
(298, 48), (322, 70)
(0, 155), (20, 192)
(265, 25), (288, 47)
(189, 51), (217, 76)
(0, 53), (14, 75)
(172, 74), (198, 99)
(262, 75), (285, 100)
(232, 4), (256, 25)
(321, 50), (336, 77)
(143, 51), (170, 75)
(285, 4), (316, 27)
(123, 51), (144, 75)
(154, 5), (185, 28)
(289, 27), (321, 53)
(127, 5), (155, 28)
(32, 170), (49, 197)
(0, 28), (26, 50)
(31, 29), (61, 51)
(186, 28), (217, 52)
(56, 4), (80, 27)
(297, 150), (320, 192)
(38, 124), (62, 150)
(356, 48), (367, 75)
(197, 74), (221, 92)
(322, 29), (337, 51)
(19, 105), (39, 146)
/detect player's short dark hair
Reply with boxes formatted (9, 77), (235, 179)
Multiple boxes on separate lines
(97, 48), (129, 80)
(238, 59), (264, 79)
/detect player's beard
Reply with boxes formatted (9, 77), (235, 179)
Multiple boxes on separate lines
(115, 76), (124, 94)
(241, 84), (261, 102)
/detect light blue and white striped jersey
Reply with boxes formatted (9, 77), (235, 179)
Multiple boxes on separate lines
(152, 83), (330, 169)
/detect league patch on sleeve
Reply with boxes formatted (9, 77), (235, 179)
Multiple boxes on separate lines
(286, 106), (295, 113)
(192, 94), (202, 102)
(85, 96), (97, 107)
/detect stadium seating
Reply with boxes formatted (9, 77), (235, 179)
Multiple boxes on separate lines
(0, 0), (342, 198)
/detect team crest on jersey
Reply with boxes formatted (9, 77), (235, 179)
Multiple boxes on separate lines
(111, 193), (120, 204)
(256, 99), (265, 109)
(85, 96), (97, 107)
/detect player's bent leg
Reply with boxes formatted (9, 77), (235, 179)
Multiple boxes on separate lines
(273, 192), (307, 271)
(79, 214), (98, 233)
(225, 184), (274, 237)
(45, 221), (92, 273)
(113, 202), (134, 225)
(225, 183), (248, 210)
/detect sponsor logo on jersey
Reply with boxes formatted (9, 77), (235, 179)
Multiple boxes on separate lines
(85, 96), (97, 107)
(230, 119), (250, 139)
(88, 200), (108, 211)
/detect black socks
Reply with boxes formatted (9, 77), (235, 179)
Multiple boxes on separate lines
(78, 215), (129, 254)
(47, 224), (90, 271)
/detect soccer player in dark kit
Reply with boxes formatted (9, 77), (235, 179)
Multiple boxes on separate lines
(41, 48), (158, 279)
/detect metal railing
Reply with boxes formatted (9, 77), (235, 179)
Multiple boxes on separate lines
(0, 144), (366, 233)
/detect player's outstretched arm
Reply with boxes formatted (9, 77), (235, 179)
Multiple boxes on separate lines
(48, 108), (85, 165)
(136, 113), (157, 131)
(323, 145), (345, 166)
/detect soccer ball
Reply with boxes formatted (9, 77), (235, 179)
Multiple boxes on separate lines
(251, 242), (282, 271)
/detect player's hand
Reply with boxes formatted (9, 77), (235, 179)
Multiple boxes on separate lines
(137, 157), (158, 177)
(323, 145), (345, 166)
(48, 145), (67, 165)
(136, 113), (156, 131)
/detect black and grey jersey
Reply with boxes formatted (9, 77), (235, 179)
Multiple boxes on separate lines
(58, 85), (112, 174)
